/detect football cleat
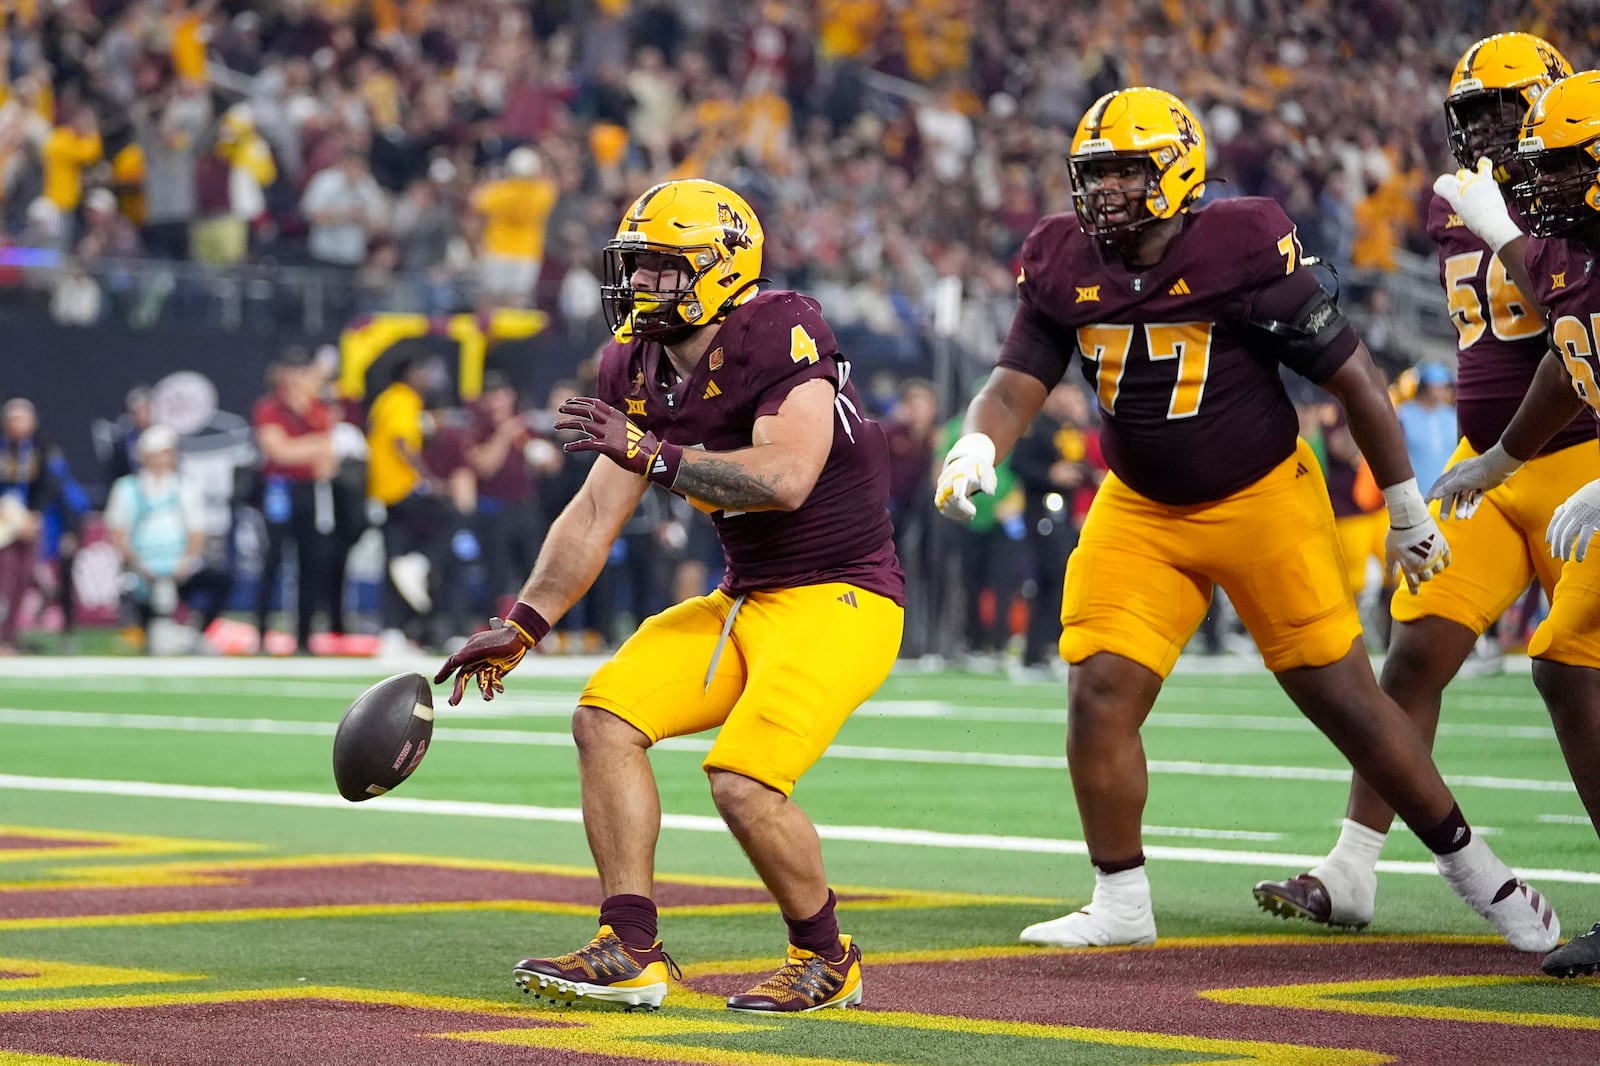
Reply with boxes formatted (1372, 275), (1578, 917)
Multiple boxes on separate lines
(1543, 922), (1600, 978)
(1019, 902), (1157, 947)
(513, 925), (681, 1010)
(1435, 838), (1560, 953)
(725, 935), (863, 1013)
(1252, 869), (1375, 931)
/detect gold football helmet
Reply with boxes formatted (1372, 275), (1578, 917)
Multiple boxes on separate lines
(1445, 32), (1571, 181)
(1069, 87), (1206, 249)
(1512, 70), (1600, 238)
(601, 179), (764, 343)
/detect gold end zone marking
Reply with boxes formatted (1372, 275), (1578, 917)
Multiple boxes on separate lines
(1203, 974), (1600, 1030)
(0, 826), (258, 864)
(0, 958), (202, 992)
(0, 1054), (122, 1065)
(685, 933), (1527, 978)
(0, 852), (1058, 931)
(0, 984), (1390, 1066)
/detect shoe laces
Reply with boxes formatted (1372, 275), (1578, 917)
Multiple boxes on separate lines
(751, 945), (840, 1002)
(552, 929), (682, 981)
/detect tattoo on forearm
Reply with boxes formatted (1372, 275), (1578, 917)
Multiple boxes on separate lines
(674, 455), (782, 510)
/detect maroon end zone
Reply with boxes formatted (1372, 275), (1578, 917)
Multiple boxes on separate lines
(2, 859), (897, 920)
(687, 939), (1594, 1065)
(0, 833), (112, 852)
(0, 999), (651, 1066)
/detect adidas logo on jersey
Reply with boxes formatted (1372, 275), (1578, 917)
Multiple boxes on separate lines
(1294, 462), (1309, 477)
(1168, 278), (1191, 296)
(836, 591), (858, 608)
(703, 381), (722, 400)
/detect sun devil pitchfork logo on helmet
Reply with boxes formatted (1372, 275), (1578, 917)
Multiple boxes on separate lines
(719, 202), (753, 254)
(1170, 107), (1201, 152)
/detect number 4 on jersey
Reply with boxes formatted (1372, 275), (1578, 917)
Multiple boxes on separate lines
(790, 324), (820, 364)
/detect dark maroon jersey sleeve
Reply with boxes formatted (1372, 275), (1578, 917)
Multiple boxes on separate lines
(996, 300), (1075, 388)
(729, 292), (842, 419)
(998, 216), (1080, 387)
(1234, 200), (1359, 383)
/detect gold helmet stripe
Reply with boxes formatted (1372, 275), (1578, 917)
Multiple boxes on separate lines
(625, 182), (672, 232)
(1087, 91), (1119, 140)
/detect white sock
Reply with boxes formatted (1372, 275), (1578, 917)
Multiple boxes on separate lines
(1092, 865), (1151, 910)
(1311, 818), (1387, 880)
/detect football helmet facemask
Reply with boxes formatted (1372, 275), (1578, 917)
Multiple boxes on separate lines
(1069, 87), (1206, 250)
(1444, 32), (1571, 183)
(601, 179), (764, 344)
(1511, 71), (1600, 238)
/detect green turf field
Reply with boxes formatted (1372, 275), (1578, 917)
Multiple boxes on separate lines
(0, 655), (1594, 1066)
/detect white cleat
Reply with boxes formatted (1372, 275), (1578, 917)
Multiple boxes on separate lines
(1020, 903), (1157, 947)
(1436, 838), (1561, 953)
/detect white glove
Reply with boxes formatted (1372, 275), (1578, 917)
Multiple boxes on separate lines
(1425, 441), (1523, 520)
(1547, 479), (1600, 562)
(1432, 157), (1522, 254)
(1383, 478), (1451, 593)
(935, 432), (998, 523)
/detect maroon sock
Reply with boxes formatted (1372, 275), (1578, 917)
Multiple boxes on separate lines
(1092, 852), (1146, 876)
(599, 894), (658, 950)
(1415, 803), (1472, 855)
(786, 889), (843, 959)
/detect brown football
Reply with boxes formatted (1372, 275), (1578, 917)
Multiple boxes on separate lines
(332, 672), (435, 802)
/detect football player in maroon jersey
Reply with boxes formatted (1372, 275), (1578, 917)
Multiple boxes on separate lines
(437, 179), (903, 1011)
(1256, 33), (1598, 948)
(1426, 68), (1600, 977)
(936, 86), (1558, 955)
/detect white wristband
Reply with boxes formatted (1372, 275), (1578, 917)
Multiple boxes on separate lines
(1382, 477), (1429, 528)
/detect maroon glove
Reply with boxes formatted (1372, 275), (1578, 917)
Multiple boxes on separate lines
(433, 603), (550, 706)
(556, 397), (683, 487)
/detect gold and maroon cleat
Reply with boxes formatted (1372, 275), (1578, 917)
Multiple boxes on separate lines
(513, 925), (681, 1010)
(725, 935), (863, 1013)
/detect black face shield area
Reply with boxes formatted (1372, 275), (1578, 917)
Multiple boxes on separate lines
(1447, 88), (1530, 179)
(1069, 153), (1160, 249)
(600, 242), (703, 340)
(1513, 146), (1599, 238)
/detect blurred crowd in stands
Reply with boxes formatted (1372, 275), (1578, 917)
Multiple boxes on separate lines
(0, 0), (1580, 660)
(0, 0), (1589, 344)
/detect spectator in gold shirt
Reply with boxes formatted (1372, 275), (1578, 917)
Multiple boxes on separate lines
(469, 146), (558, 310)
(42, 105), (103, 244)
(367, 353), (449, 651)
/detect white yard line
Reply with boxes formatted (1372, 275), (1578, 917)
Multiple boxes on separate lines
(0, 680), (1555, 738)
(0, 708), (1575, 795)
(0, 773), (1589, 883)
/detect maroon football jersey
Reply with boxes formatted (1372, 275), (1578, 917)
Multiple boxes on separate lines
(1428, 194), (1592, 455)
(594, 290), (904, 604)
(998, 197), (1358, 505)
(1526, 236), (1600, 435)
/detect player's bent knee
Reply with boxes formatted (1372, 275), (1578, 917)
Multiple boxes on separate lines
(707, 768), (782, 822)
(572, 704), (650, 753)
